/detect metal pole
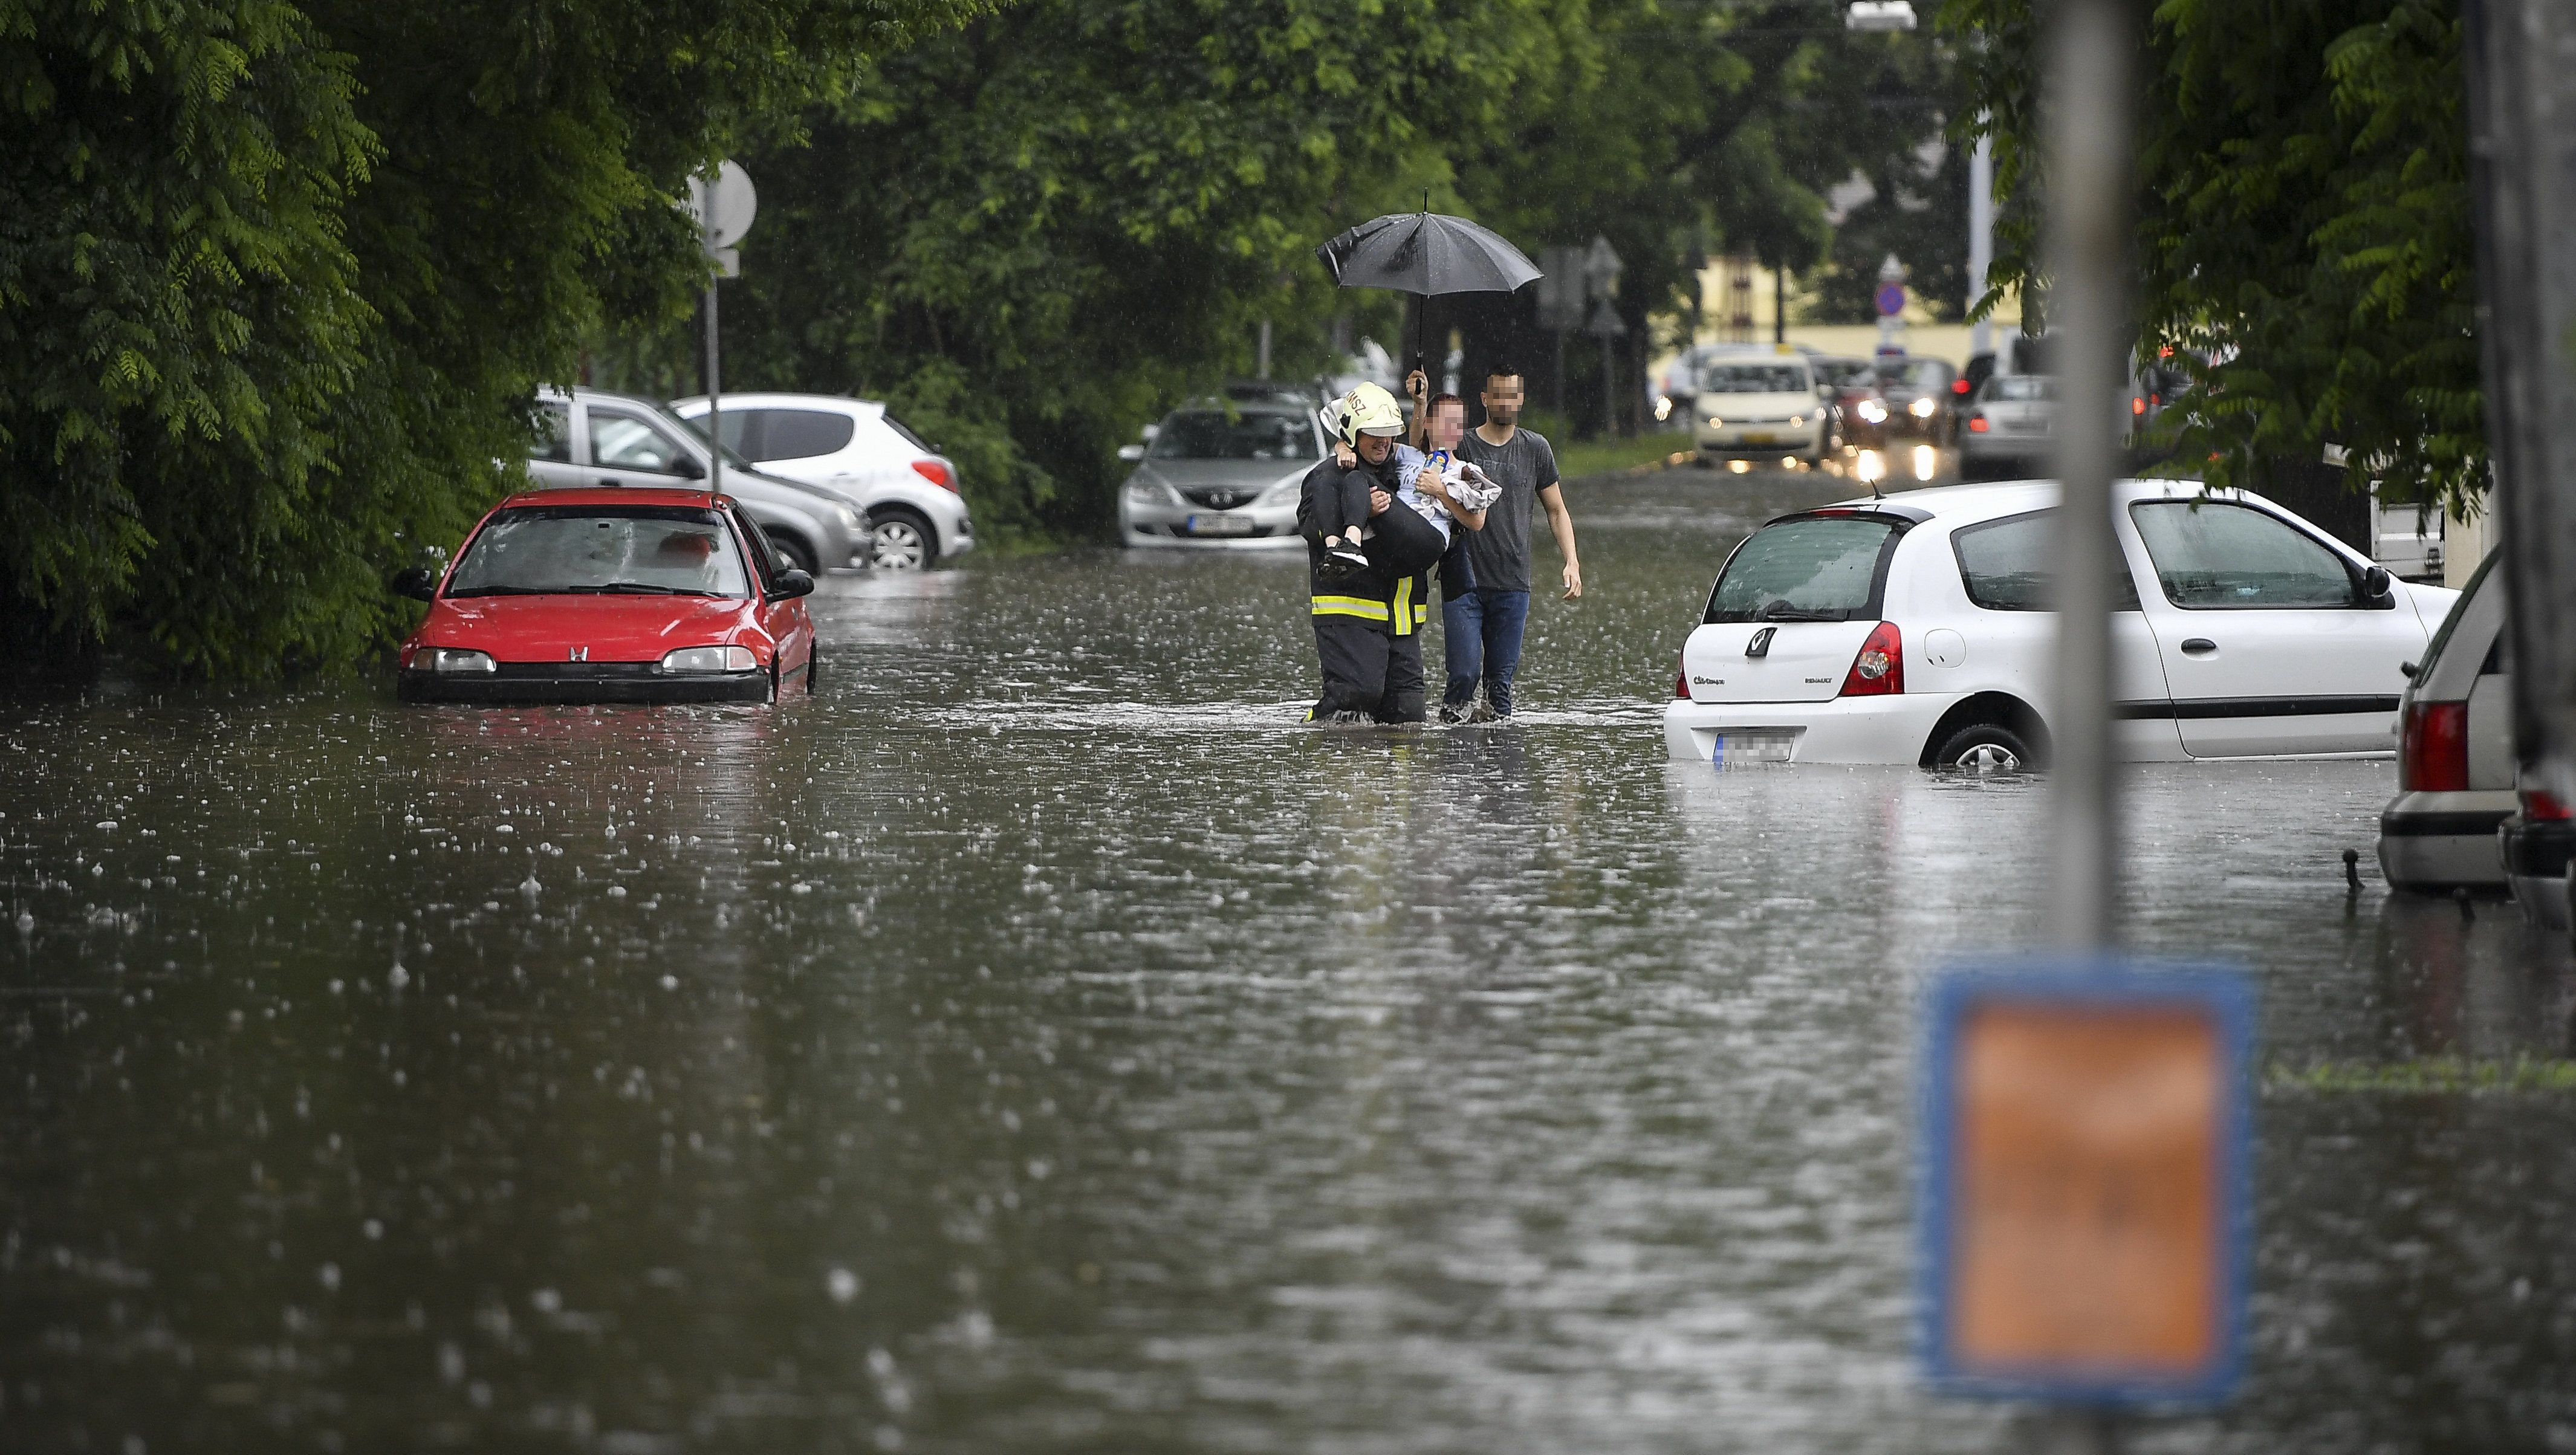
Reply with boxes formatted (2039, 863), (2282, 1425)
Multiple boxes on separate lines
(704, 281), (722, 496)
(2464, 0), (2576, 804)
(1258, 319), (1273, 381)
(1774, 265), (1787, 346)
(1601, 334), (1617, 439)
(1970, 130), (1996, 361)
(2042, 0), (2135, 951)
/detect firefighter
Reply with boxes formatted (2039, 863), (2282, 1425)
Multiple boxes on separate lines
(1301, 383), (1446, 723)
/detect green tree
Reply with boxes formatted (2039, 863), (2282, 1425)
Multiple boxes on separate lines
(1942, 0), (2480, 512)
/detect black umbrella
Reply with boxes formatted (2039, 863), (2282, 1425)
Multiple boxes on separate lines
(1316, 205), (1543, 379)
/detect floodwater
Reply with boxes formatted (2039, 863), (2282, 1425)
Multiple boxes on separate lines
(4, 464), (2572, 1453)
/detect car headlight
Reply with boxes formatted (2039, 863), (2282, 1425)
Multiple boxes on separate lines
(1258, 476), (1303, 506)
(1124, 478), (1172, 505)
(1706, 416), (1724, 429)
(1788, 414), (1804, 429)
(1858, 400), (1888, 423)
(1653, 396), (1673, 421)
(1909, 397), (1936, 418)
(660, 645), (759, 674)
(422, 648), (495, 674)
(835, 505), (862, 530)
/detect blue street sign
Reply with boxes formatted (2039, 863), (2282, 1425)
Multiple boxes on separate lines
(1875, 281), (1909, 317)
(1918, 961), (2255, 1406)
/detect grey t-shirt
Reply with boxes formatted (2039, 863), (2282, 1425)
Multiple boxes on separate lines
(1455, 427), (1561, 594)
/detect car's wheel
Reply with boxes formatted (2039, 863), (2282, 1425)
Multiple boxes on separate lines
(868, 509), (936, 571)
(1932, 722), (2034, 775)
(806, 649), (820, 696)
(767, 530), (819, 575)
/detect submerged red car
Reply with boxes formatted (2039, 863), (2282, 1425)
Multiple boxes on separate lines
(394, 488), (817, 704)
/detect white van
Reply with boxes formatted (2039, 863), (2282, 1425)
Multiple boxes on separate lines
(1692, 353), (1830, 464)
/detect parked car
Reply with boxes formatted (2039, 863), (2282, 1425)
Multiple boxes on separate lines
(527, 387), (865, 574)
(1663, 479), (2458, 768)
(2378, 552), (2513, 891)
(669, 394), (973, 571)
(1959, 374), (2057, 481)
(2502, 787), (2575, 932)
(1692, 352), (1831, 464)
(392, 488), (817, 704)
(1814, 355), (1884, 451)
(1118, 398), (1325, 548)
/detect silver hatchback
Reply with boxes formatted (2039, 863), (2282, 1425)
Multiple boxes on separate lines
(2377, 551), (2513, 891)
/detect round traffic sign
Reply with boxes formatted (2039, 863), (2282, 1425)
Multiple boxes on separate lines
(1875, 280), (1907, 318)
(686, 161), (758, 248)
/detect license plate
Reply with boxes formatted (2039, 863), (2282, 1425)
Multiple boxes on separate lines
(1711, 731), (1796, 767)
(1742, 432), (1777, 446)
(1185, 514), (1255, 537)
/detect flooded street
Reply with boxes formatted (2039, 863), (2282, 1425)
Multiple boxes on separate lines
(5, 465), (2572, 1452)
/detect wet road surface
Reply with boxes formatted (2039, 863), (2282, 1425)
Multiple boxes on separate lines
(4, 465), (2572, 1452)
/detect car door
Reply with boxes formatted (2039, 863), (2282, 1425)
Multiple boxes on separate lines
(581, 402), (707, 488)
(525, 399), (584, 488)
(2124, 495), (2426, 756)
(1943, 509), (2184, 759)
(728, 503), (812, 681)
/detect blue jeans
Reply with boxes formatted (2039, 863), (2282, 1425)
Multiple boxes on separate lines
(1442, 589), (1530, 717)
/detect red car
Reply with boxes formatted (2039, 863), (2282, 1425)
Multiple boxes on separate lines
(392, 488), (817, 704)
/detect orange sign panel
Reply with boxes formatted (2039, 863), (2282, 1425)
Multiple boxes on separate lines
(1950, 1004), (2223, 1376)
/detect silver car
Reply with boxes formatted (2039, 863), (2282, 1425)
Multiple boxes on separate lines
(1118, 398), (1323, 549)
(2378, 551), (2513, 891)
(1959, 373), (2055, 479)
(528, 386), (866, 573)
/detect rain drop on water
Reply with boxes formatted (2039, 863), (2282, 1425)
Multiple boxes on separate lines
(827, 1267), (860, 1304)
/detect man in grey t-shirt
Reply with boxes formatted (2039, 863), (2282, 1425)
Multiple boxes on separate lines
(1443, 366), (1582, 722)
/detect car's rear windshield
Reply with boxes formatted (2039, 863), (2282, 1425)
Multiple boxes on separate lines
(1705, 515), (1898, 623)
(1149, 410), (1317, 461)
(1698, 362), (1811, 395)
(446, 506), (750, 599)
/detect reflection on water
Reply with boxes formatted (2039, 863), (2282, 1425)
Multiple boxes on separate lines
(2, 468), (2571, 1451)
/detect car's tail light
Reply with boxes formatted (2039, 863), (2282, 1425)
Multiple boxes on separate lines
(911, 459), (958, 491)
(2525, 788), (2572, 821)
(1839, 621), (1903, 697)
(1966, 412), (1990, 433)
(2131, 397), (2147, 416)
(2398, 701), (2468, 792)
(1951, 377), (1971, 395)
(1676, 652), (1691, 700)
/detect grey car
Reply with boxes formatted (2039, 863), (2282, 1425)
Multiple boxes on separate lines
(2378, 551), (2513, 892)
(1117, 398), (1323, 550)
(529, 386), (866, 573)
(1959, 373), (2056, 479)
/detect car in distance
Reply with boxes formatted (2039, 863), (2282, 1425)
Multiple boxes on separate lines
(527, 387), (864, 575)
(1664, 478), (2458, 769)
(1119, 398), (1324, 548)
(1959, 374), (2057, 481)
(2378, 551), (2513, 892)
(670, 394), (973, 572)
(1867, 355), (1961, 446)
(394, 488), (816, 704)
(1692, 352), (1831, 464)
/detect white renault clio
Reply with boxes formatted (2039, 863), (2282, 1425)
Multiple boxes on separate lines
(1663, 479), (2459, 769)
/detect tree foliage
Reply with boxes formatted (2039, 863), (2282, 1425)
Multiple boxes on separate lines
(1942, 0), (2481, 511)
(0, 0), (996, 677)
(698, 0), (1951, 536)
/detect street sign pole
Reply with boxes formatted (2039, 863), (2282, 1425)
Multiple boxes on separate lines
(1970, 129), (1996, 362)
(684, 161), (758, 497)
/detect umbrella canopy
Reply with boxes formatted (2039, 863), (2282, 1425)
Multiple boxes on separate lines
(1315, 212), (1543, 296)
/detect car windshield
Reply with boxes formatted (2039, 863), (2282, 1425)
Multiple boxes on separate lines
(1705, 516), (1896, 623)
(1874, 359), (1949, 392)
(1148, 410), (1317, 461)
(446, 506), (751, 598)
(1984, 375), (2057, 402)
(1815, 359), (1879, 390)
(1698, 363), (1810, 395)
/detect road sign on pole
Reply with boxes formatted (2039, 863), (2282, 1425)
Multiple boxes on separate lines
(1919, 964), (2254, 1405)
(682, 161), (757, 496)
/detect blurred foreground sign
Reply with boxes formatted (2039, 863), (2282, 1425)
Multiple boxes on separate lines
(1919, 965), (2253, 1405)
